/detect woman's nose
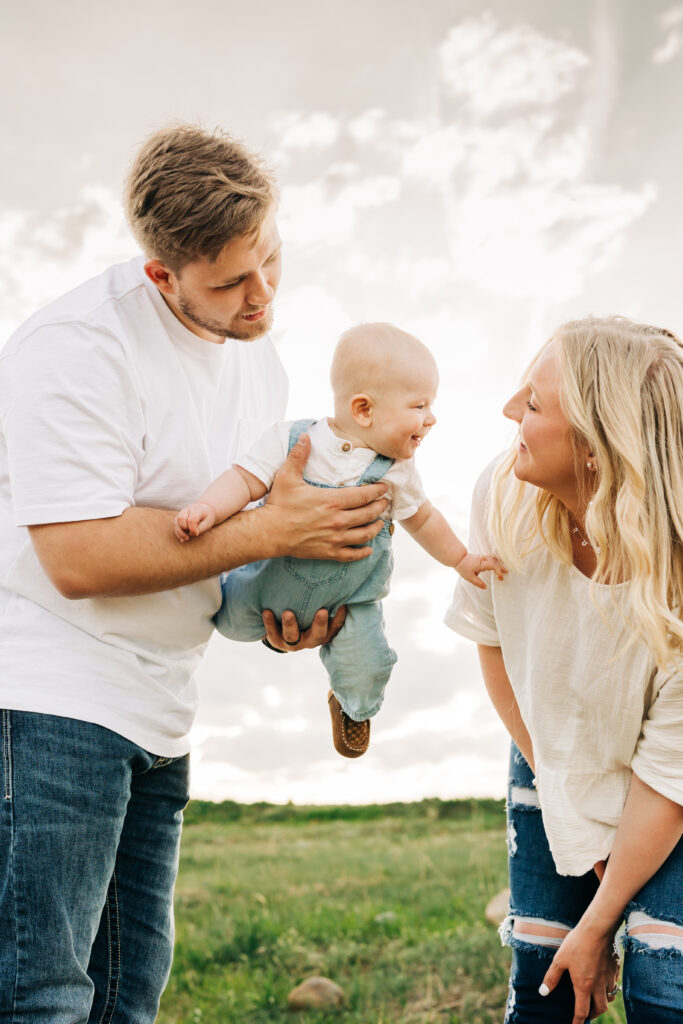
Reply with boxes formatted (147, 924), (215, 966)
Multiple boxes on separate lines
(503, 392), (523, 422)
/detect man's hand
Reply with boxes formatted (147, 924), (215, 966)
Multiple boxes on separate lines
(262, 606), (346, 651)
(263, 433), (389, 561)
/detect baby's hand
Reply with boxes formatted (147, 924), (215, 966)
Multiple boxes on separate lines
(174, 502), (217, 542)
(455, 552), (507, 590)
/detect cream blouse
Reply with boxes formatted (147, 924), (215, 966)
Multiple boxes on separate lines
(445, 466), (683, 876)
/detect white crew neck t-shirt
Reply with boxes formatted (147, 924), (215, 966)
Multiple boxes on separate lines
(238, 417), (426, 521)
(0, 257), (288, 755)
(445, 463), (683, 876)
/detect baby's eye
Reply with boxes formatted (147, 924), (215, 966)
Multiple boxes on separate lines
(415, 404), (425, 410)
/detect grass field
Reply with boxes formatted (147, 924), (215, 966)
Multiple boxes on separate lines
(157, 799), (626, 1024)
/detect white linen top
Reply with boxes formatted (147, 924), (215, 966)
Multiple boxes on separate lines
(237, 417), (426, 521)
(0, 257), (288, 755)
(445, 464), (683, 876)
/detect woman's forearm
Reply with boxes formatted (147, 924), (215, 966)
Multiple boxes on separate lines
(476, 644), (535, 770)
(582, 773), (683, 936)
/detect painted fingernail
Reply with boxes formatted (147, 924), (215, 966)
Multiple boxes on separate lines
(538, 983), (550, 997)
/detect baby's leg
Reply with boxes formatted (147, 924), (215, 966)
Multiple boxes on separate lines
(320, 601), (397, 721)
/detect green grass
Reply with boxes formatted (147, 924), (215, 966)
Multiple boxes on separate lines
(158, 800), (626, 1024)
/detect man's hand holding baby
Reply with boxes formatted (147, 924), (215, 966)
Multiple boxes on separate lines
(263, 433), (389, 561)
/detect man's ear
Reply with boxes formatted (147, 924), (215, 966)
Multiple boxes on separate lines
(144, 259), (178, 297)
(350, 394), (373, 427)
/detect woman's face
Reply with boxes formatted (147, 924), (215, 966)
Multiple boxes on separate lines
(503, 340), (583, 507)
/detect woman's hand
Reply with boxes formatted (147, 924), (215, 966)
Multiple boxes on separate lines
(540, 919), (620, 1023)
(261, 606), (347, 652)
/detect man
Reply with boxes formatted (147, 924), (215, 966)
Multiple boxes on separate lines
(0, 125), (387, 1022)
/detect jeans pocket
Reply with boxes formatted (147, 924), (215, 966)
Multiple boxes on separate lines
(283, 557), (351, 588)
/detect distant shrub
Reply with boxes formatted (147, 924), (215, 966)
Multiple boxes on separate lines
(183, 796), (505, 829)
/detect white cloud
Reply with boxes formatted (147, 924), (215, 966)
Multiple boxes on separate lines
(0, 186), (136, 342)
(439, 13), (589, 115)
(653, 30), (682, 63)
(277, 111), (339, 149)
(278, 175), (401, 248)
(662, 4), (683, 29)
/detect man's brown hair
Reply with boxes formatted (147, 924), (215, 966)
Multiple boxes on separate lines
(124, 124), (278, 270)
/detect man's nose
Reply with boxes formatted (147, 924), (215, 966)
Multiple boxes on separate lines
(246, 271), (274, 306)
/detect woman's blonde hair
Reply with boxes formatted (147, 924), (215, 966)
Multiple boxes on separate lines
(490, 316), (683, 669)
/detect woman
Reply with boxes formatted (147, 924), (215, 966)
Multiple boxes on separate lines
(446, 317), (683, 1024)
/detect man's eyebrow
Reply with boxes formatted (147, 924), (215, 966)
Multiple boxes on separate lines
(214, 243), (282, 287)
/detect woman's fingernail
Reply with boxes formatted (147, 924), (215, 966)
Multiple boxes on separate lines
(538, 983), (550, 997)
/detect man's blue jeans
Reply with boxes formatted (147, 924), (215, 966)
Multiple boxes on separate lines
(0, 710), (189, 1023)
(503, 745), (683, 1023)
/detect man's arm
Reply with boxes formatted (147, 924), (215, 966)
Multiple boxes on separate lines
(29, 434), (388, 599)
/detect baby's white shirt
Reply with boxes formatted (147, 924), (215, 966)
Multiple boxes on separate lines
(237, 417), (426, 521)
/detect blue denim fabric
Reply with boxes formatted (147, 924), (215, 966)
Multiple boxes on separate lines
(503, 744), (683, 1024)
(215, 419), (398, 720)
(0, 710), (189, 1023)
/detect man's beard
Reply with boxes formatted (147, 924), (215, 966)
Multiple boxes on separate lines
(177, 292), (274, 341)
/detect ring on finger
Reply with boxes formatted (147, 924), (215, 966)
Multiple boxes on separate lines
(607, 984), (621, 999)
(283, 635), (301, 647)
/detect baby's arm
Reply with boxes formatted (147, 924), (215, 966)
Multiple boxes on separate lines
(401, 500), (505, 590)
(174, 466), (268, 542)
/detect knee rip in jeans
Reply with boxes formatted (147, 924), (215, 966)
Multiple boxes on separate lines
(506, 787), (540, 858)
(623, 910), (683, 958)
(500, 914), (571, 957)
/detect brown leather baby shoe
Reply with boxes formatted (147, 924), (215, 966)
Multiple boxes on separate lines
(327, 690), (370, 758)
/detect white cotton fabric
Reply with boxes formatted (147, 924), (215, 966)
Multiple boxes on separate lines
(445, 463), (683, 876)
(0, 257), (288, 755)
(237, 417), (426, 521)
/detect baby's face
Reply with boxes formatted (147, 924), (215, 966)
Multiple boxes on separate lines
(367, 359), (438, 461)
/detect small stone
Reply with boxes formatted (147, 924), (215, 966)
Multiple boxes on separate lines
(287, 976), (345, 1011)
(374, 911), (397, 923)
(485, 887), (510, 926)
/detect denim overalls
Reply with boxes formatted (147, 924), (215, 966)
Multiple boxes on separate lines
(214, 419), (398, 720)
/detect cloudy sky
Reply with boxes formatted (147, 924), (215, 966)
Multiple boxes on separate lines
(3, 0), (683, 802)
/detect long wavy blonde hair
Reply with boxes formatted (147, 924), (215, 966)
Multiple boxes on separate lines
(490, 316), (683, 669)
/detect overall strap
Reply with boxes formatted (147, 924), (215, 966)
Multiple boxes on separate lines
(287, 419), (317, 453)
(356, 453), (395, 485)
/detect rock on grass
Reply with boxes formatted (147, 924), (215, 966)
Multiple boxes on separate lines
(287, 976), (345, 1011)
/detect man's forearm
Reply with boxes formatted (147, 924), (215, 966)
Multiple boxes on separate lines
(29, 504), (279, 599)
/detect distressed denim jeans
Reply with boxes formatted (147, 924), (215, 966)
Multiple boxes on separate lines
(215, 418), (398, 721)
(501, 745), (683, 1023)
(0, 710), (189, 1023)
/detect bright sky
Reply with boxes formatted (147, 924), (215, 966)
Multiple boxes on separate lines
(3, 0), (683, 802)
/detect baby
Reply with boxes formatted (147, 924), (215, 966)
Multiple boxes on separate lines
(175, 324), (504, 758)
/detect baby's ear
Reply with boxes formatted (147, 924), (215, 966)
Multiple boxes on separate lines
(350, 393), (373, 426)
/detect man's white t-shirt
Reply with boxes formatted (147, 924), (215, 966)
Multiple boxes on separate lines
(0, 258), (288, 755)
(238, 418), (426, 521)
